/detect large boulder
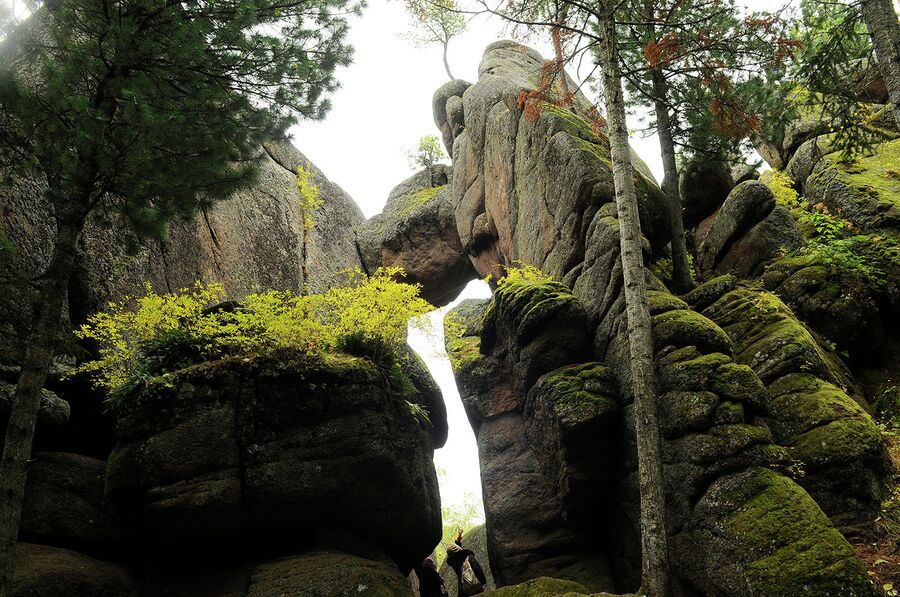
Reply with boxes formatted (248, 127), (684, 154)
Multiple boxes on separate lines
(445, 284), (615, 591)
(679, 159), (734, 228)
(141, 549), (414, 597)
(357, 165), (477, 306)
(105, 349), (445, 570)
(703, 287), (891, 532)
(11, 543), (137, 597)
(696, 181), (775, 275)
(674, 467), (872, 597)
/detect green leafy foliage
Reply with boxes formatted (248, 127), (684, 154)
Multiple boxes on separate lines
(408, 134), (448, 170)
(794, 205), (900, 291)
(297, 163), (323, 231)
(762, 170), (800, 207)
(71, 268), (434, 395)
(491, 261), (554, 290)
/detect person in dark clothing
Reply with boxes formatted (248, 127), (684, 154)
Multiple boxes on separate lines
(415, 557), (447, 597)
(445, 529), (487, 596)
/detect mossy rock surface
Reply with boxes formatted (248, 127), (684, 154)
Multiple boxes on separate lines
(651, 308), (733, 356)
(676, 467), (872, 596)
(247, 550), (412, 597)
(647, 290), (689, 315)
(683, 275), (737, 311)
(105, 349), (443, 569)
(807, 138), (900, 230)
(486, 577), (589, 597)
(483, 279), (586, 348)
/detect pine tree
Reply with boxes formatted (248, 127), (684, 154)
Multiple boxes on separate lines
(0, 1), (357, 592)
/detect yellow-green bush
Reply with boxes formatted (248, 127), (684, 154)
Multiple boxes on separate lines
(72, 267), (433, 392)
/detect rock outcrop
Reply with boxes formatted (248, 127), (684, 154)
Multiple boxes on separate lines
(0, 138), (365, 361)
(435, 42), (886, 596)
(695, 181), (804, 278)
(357, 165), (477, 306)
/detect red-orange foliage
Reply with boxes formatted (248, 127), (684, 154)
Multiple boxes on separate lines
(645, 32), (681, 68)
(709, 95), (762, 138)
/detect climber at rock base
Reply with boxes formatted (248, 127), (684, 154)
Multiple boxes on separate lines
(445, 528), (487, 596)
(415, 556), (448, 597)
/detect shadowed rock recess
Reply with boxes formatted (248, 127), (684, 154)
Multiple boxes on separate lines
(0, 39), (897, 596)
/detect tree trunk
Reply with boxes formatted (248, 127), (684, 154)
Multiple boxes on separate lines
(597, 5), (671, 597)
(0, 212), (81, 597)
(861, 0), (900, 128)
(442, 39), (454, 80)
(650, 68), (693, 293)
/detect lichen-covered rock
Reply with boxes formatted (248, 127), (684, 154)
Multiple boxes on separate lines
(105, 350), (444, 569)
(712, 206), (805, 278)
(357, 166), (476, 306)
(806, 138), (900, 230)
(679, 159), (734, 227)
(762, 255), (884, 355)
(674, 467), (872, 597)
(524, 363), (618, 524)
(445, 286), (615, 591)
(785, 135), (835, 193)
(11, 542), (137, 597)
(433, 79), (472, 157)
(20, 452), (128, 555)
(704, 288), (890, 530)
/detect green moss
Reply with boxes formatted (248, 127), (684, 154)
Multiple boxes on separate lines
(791, 417), (884, 467)
(768, 373), (869, 440)
(721, 468), (871, 596)
(647, 290), (689, 315)
(395, 184), (446, 219)
(541, 363), (618, 427)
(671, 423), (772, 465)
(709, 362), (766, 409)
(713, 400), (745, 426)
(487, 577), (590, 597)
(832, 138), (900, 209)
(447, 335), (482, 373)
(652, 308), (732, 355)
(489, 278), (582, 344)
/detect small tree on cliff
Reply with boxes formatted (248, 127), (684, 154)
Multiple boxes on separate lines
(403, 0), (467, 79)
(0, 1), (357, 592)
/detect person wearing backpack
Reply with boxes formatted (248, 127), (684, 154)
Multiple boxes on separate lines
(415, 556), (448, 597)
(445, 528), (487, 596)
